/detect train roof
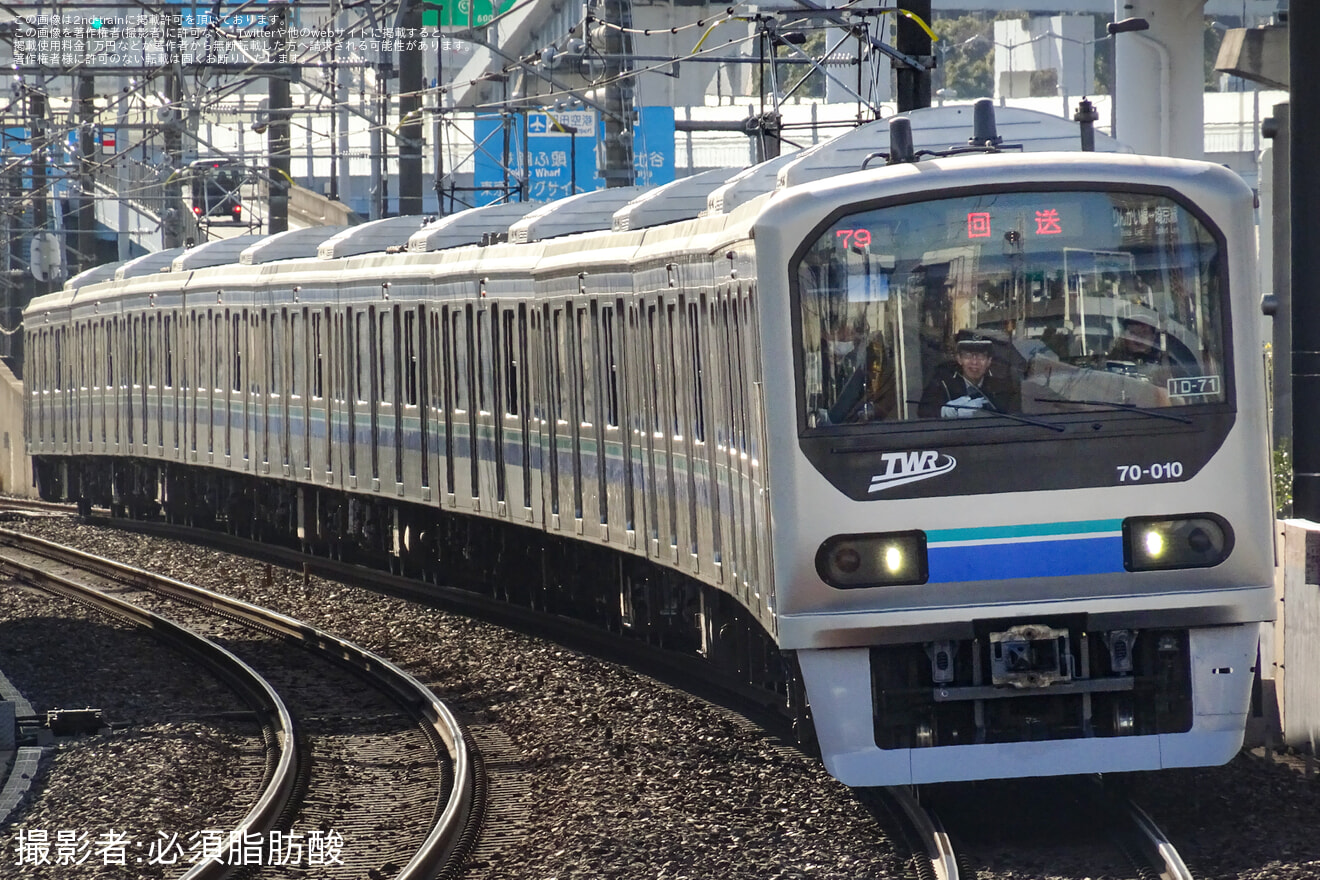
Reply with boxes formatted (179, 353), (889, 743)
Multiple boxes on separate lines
(406, 202), (542, 252)
(172, 235), (269, 272)
(114, 248), (188, 280)
(705, 154), (796, 215)
(240, 226), (349, 264)
(611, 168), (741, 231)
(508, 186), (651, 243)
(63, 260), (121, 292)
(317, 215), (432, 259)
(774, 104), (1126, 192)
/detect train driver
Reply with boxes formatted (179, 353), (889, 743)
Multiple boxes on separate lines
(917, 331), (1020, 419)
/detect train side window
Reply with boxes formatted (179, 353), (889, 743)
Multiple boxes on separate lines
(270, 310), (283, 399)
(688, 300), (705, 443)
(312, 310), (325, 400)
(146, 315), (157, 389)
(601, 305), (619, 428)
(438, 307), (451, 410)
(378, 307), (395, 406)
(404, 309), (418, 407)
(578, 305), (595, 428)
(476, 305), (492, 415)
(290, 310), (302, 398)
(369, 306), (381, 479)
(231, 314), (241, 392)
(356, 311), (370, 404)
(553, 307), (570, 424)
(194, 313), (206, 391)
(451, 308), (469, 413)
(666, 302), (682, 439)
(502, 308), (519, 417)
(163, 315), (174, 389)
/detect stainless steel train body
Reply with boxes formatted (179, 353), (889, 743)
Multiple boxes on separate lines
(24, 149), (1273, 786)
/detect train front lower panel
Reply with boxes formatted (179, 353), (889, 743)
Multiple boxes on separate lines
(755, 154), (1274, 785)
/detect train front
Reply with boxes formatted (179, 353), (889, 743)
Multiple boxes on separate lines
(757, 153), (1275, 786)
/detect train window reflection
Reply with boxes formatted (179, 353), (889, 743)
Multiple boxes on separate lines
(795, 190), (1227, 430)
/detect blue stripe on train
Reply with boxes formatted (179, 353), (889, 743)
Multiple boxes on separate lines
(926, 535), (1125, 584)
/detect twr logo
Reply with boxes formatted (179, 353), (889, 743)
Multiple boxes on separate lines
(868, 451), (958, 493)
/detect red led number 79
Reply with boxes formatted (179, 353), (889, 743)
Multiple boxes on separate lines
(835, 228), (872, 249)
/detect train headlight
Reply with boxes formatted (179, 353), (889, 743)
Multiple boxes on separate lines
(1123, 514), (1232, 571)
(816, 531), (927, 588)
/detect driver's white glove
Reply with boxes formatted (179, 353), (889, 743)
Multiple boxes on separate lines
(941, 395), (988, 418)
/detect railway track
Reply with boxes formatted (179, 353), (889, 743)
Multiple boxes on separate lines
(0, 526), (480, 880)
(904, 774), (1194, 880)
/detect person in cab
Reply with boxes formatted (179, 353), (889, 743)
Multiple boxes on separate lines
(918, 331), (1020, 418)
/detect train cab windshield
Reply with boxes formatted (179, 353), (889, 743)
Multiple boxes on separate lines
(795, 189), (1228, 431)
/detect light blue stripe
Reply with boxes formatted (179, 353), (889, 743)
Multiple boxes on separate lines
(927, 535), (1125, 584)
(927, 519), (1124, 545)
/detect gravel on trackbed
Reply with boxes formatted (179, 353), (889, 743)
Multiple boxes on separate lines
(2, 514), (1319, 880)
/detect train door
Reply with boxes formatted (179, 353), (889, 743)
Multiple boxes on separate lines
(481, 302), (506, 515)
(542, 303), (567, 530)
(451, 304), (476, 508)
(348, 307), (369, 489)
(166, 313), (180, 460)
(246, 308), (261, 470)
(369, 305), (385, 490)
(431, 307), (452, 504)
(127, 315), (139, 455)
(262, 310), (275, 474)
(636, 301), (662, 558)
(407, 305), (429, 499)
(146, 312), (161, 454)
(736, 288), (769, 613)
(71, 322), (84, 454)
(203, 310), (215, 462)
(325, 308), (345, 487)
(110, 315), (122, 453)
(326, 308), (345, 487)
(281, 307), (295, 477)
(695, 295), (721, 578)
(185, 313), (196, 462)
(308, 308), (327, 483)
(374, 305), (395, 492)
(524, 306), (546, 527)
(346, 307), (360, 487)
(713, 291), (743, 602)
(579, 301), (605, 535)
(500, 304), (534, 523)
(227, 310), (242, 467)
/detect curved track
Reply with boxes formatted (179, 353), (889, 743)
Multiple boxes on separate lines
(0, 526), (479, 880)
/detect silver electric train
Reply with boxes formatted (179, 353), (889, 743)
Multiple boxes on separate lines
(24, 108), (1273, 786)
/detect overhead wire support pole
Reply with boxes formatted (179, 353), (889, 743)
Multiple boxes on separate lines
(397, 0), (424, 216)
(77, 74), (95, 274)
(592, 0), (635, 188)
(1291, 4), (1320, 518)
(895, 0), (932, 112)
(267, 2), (291, 234)
(163, 18), (184, 249)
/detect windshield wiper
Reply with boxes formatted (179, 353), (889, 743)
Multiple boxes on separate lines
(907, 400), (1066, 432)
(1043, 398), (1194, 425)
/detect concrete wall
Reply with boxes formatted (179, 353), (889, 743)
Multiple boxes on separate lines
(0, 360), (31, 497)
(1276, 521), (1320, 755)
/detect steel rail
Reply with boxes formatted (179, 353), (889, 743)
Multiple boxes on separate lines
(1126, 798), (1194, 880)
(886, 786), (960, 880)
